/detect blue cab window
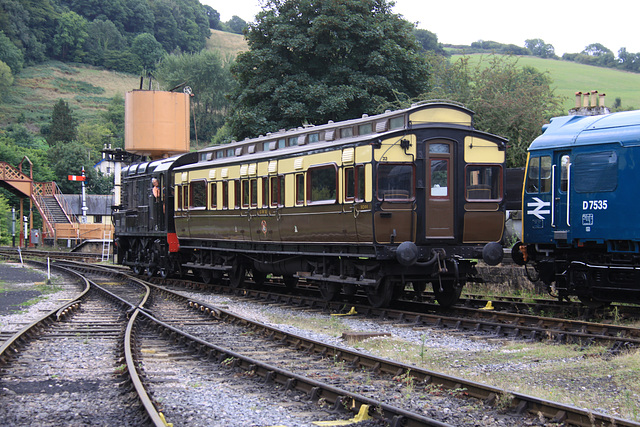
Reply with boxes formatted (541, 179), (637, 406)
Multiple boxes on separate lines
(574, 151), (617, 193)
(526, 156), (551, 193)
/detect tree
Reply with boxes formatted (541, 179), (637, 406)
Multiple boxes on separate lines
(525, 38), (556, 59)
(52, 11), (88, 62)
(226, 16), (248, 34)
(45, 99), (78, 146)
(413, 29), (445, 55)
(156, 51), (233, 142)
(0, 30), (24, 73)
(228, 0), (430, 140)
(48, 141), (111, 194)
(203, 5), (221, 29)
(83, 19), (125, 66)
(131, 33), (165, 71)
(0, 60), (13, 101)
(421, 54), (563, 167)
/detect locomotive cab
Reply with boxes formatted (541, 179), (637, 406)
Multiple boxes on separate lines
(514, 110), (640, 305)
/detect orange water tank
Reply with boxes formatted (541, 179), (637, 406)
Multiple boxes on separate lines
(125, 90), (190, 159)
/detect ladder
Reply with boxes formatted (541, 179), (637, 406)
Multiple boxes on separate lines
(102, 230), (111, 262)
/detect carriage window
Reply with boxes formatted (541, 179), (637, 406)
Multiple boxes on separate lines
(308, 133), (319, 143)
(262, 178), (269, 207)
(210, 183), (217, 209)
(340, 127), (353, 138)
(345, 166), (366, 202)
(526, 156), (551, 193)
(234, 180), (241, 208)
(358, 123), (372, 135)
(308, 165), (337, 203)
(182, 185), (189, 209)
(377, 164), (414, 200)
(189, 180), (207, 208)
(389, 116), (404, 130)
(222, 182), (229, 209)
(270, 176), (284, 207)
(430, 160), (449, 197)
(241, 180), (249, 208)
(288, 137), (298, 147)
(466, 165), (502, 201)
(176, 185), (183, 210)
(250, 179), (258, 207)
(296, 173), (305, 205)
(574, 151), (618, 193)
(429, 143), (450, 154)
(278, 138), (286, 149)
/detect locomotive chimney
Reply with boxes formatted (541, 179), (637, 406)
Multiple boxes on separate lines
(575, 92), (583, 108)
(590, 90), (598, 107)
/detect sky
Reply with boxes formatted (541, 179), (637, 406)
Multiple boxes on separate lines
(201, 0), (639, 56)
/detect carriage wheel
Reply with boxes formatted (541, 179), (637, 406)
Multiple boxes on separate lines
(318, 281), (340, 301)
(230, 261), (246, 289)
(283, 275), (298, 290)
(200, 269), (213, 284)
(366, 277), (396, 308)
(432, 278), (462, 307)
(251, 270), (267, 287)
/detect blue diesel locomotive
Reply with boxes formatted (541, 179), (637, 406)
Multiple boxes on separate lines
(512, 109), (640, 306)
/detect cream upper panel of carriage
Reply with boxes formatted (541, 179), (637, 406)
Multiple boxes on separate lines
(374, 134), (417, 162)
(464, 136), (505, 164)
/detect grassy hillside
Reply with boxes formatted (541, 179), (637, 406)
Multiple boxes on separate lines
(453, 54), (640, 112)
(205, 29), (248, 57)
(0, 61), (140, 131)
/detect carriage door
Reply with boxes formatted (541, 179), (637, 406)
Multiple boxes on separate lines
(553, 152), (571, 234)
(425, 140), (454, 238)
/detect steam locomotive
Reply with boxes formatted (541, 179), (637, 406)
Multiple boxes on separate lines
(114, 101), (507, 307)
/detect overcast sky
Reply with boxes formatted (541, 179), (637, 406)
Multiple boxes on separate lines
(202, 0), (639, 56)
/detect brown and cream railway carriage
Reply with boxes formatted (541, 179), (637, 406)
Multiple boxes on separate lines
(115, 101), (507, 307)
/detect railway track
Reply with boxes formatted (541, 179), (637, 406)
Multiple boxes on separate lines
(57, 261), (640, 426)
(144, 270), (640, 351)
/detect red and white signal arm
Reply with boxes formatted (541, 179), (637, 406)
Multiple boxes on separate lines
(68, 175), (86, 181)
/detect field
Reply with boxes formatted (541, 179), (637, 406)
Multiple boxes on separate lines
(0, 61), (140, 131)
(205, 29), (248, 58)
(453, 54), (640, 111)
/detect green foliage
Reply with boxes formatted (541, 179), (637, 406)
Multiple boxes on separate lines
(203, 5), (221, 30)
(131, 33), (165, 71)
(228, 0), (430, 140)
(420, 54), (564, 168)
(0, 0), (56, 64)
(470, 40), (530, 56)
(103, 49), (141, 74)
(0, 30), (24, 73)
(226, 16), (248, 35)
(0, 60), (13, 99)
(156, 51), (233, 142)
(48, 141), (111, 194)
(413, 29), (445, 55)
(45, 99), (78, 146)
(0, 193), (11, 245)
(83, 19), (125, 66)
(101, 94), (125, 147)
(524, 39), (556, 59)
(52, 11), (89, 62)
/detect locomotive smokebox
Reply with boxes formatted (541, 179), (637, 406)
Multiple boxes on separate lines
(125, 90), (190, 159)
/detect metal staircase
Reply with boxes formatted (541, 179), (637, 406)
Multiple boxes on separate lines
(1, 159), (77, 239)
